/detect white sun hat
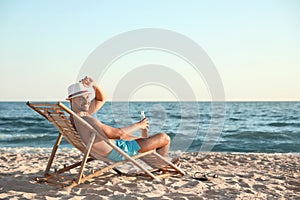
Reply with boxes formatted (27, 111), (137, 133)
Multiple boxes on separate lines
(66, 83), (92, 100)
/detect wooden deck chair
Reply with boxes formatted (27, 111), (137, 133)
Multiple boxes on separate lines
(26, 102), (185, 188)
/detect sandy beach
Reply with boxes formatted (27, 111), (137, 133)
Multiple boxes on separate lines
(0, 148), (299, 200)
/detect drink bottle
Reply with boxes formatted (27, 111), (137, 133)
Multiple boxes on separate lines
(141, 111), (148, 138)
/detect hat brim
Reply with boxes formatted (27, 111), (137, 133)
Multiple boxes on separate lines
(66, 91), (92, 100)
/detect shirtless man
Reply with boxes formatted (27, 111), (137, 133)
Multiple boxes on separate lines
(67, 76), (171, 162)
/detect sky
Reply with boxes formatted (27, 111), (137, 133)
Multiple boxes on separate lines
(0, 0), (299, 101)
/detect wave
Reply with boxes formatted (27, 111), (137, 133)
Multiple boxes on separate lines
(0, 121), (50, 128)
(229, 117), (242, 121)
(0, 116), (50, 128)
(222, 131), (294, 140)
(268, 122), (300, 127)
(0, 116), (44, 122)
(169, 113), (199, 120)
(187, 135), (300, 153)
(0, 133), (53, 142)
(0, 147), (76, 154)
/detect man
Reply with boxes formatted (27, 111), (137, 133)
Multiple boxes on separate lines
(67, 76), (171, 162)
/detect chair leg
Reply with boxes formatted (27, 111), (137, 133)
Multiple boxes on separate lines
(45, 133), (63, 175)
(76, 132), (96, 184)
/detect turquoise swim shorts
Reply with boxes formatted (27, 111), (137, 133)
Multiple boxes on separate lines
(107, 140), (141, 161)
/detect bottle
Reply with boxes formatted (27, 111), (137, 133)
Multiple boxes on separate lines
(141, 111), (145, 120)
(140, 111), (148, 138)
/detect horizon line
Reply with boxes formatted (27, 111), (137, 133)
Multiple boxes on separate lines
(1, 99), (300, 103)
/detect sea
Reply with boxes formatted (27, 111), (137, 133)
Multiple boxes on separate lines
(0, 101), (299, 153)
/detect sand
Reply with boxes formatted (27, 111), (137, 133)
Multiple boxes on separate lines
(0, 148), (299, 200)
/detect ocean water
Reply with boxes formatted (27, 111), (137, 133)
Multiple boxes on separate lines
(0, 101), (299, 153)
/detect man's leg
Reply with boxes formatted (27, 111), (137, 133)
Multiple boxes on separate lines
(136, 133), (170, 157)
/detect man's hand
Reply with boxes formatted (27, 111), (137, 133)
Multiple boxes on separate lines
(138, 118), (149, 130)
(80, 76), (95, 88)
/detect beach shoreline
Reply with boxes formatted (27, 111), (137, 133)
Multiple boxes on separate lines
(1, 148), (299, 199)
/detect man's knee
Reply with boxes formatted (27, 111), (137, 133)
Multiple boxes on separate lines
(158, 132), (170, 145)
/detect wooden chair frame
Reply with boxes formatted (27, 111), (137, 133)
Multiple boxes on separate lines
(27, 102), (185, 188)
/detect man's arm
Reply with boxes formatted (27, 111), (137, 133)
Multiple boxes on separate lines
(83, 116), (148, 140)
(88, 84), (107, 115)
(79, 76), (107, 115)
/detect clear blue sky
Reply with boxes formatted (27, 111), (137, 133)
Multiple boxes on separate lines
(1, 0), (299, 101)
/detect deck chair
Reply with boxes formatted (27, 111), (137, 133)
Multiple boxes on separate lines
(26, 102), (185, 188)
